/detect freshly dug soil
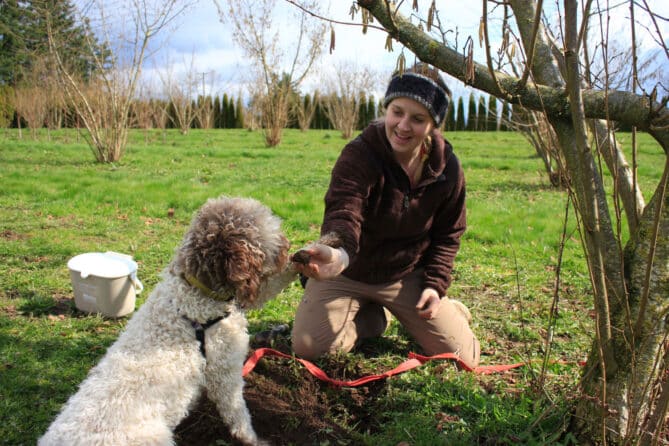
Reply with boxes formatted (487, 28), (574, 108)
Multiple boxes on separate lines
(175, 339), (387, 445)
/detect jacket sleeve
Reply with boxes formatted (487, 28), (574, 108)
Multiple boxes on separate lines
(422, 154), (467, 296)
(319, 142), (377, 264)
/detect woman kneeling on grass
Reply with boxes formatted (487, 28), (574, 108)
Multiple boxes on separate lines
(291, 63), (480, 369)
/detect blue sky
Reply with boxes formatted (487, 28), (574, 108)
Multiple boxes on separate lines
(78, 0), (668, 102)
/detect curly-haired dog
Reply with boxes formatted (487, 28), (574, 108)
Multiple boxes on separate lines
(39, 196), (297, 446)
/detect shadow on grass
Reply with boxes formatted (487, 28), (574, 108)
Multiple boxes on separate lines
(0, 319), (117, 445)
(486, 180), (558, 194)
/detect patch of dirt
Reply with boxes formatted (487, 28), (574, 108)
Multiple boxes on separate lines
(175, 339), (387, 445)
(49, 294), (77, 315)
(1, 305), (18, 317)
(1, 229), (28, 240)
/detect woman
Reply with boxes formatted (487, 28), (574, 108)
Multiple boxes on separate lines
(291, 64), (480, 369)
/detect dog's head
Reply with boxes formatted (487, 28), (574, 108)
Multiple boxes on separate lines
(172, 196), (291, 308)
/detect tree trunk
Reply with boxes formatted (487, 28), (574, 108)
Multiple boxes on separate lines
(357, 0), (669, 442)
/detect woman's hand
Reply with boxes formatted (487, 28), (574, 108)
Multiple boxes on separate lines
(291, 244), (349, 280)
(416, 287), (441, 319)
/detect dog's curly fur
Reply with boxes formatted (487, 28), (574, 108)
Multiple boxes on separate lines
(39, 196), (296, 446)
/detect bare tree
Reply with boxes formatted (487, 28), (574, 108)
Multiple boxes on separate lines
(0, 86), (13, 132)
(195, 71), (217, 130)
(44, 76), (67, 136)
(320, 63), (376, 139)
(158, 56), (200, 135)
(133, 91), (153, 131)
(11, 58), (56, 140)
(149, 99), (169, 131)
(133, 85), (158, 144)
(44, 0), (193, 162)
(243, 91), (262, 131)
(196, 95), (215, 130)
(292, 90), (319, 132)
(317, 1), (668, 443)
(214, 0), (326, 146)
(12, 85), (47, 140)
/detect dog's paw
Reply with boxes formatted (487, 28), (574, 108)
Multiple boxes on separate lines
(252, 324), (289, 347)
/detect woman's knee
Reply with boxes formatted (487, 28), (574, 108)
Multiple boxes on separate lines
(420, 333), (481, 368)
(291, 331), (322, 360)
(291, 324), (356, 360)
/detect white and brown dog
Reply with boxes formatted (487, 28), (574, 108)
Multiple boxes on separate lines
(39, 196), (296, 446)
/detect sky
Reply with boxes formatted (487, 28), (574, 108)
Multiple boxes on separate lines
(138, 0), (446, 100)
(77, 0), (668, 103)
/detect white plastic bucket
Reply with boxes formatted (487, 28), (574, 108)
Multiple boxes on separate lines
(68, 251), (143, 318)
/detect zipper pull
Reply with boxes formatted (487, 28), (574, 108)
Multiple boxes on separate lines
(403, 193), (410, 211)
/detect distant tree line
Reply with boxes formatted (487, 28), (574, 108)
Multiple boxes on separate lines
(1, 85), (521, 133)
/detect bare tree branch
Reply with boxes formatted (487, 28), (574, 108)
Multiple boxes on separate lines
(356, 0), (669, 151)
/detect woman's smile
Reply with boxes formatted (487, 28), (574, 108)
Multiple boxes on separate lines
(385, 97), (434, 160)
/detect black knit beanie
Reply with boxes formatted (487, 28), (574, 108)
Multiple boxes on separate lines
(383, 72), (449, 126)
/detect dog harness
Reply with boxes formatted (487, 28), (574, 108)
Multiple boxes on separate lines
(181, 274), (234, 357)
(184, 315), (228, 357)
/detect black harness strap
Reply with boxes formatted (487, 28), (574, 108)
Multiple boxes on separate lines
(185, 315), (228, 357)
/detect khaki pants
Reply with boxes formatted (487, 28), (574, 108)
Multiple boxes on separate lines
(291, 269), (480, 369)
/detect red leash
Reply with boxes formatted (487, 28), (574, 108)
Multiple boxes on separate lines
(242, 348), (526, 387)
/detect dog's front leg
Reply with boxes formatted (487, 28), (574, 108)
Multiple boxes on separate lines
(257, 267), (298, 303)
(204, 311), (268, 446)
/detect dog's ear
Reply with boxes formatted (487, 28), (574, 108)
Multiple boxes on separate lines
(222, 237), (265, 307)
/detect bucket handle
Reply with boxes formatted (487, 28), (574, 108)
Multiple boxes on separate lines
(131, 273), (144, 294)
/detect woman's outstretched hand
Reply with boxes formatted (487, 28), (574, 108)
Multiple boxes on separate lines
(291, 244), (349, 280)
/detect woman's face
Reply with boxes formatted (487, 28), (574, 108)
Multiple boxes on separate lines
(384, 97), (435, 158)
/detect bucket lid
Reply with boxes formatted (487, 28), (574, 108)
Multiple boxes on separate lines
(68, 251), (138, 279)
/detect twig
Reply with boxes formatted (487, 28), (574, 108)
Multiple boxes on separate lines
(641, 0), (669, 60)
(640, 333), (669, 445)
(281, 0), (386, 32)
(511, 247), (537, 383)
(539, 194), (572, 390)
(518, 0), (543, 88)
(482, 1), (505, 97)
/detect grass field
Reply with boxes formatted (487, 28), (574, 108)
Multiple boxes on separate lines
(0, 128), (663, 445)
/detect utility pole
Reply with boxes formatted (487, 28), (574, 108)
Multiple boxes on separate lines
(198, 71), (213, 98)
(197, 71), (214, 129)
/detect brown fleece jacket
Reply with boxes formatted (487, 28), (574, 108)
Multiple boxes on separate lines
(319, 120), (466, 296)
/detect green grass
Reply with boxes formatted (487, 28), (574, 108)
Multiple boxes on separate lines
(0, 128), (663, 445)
